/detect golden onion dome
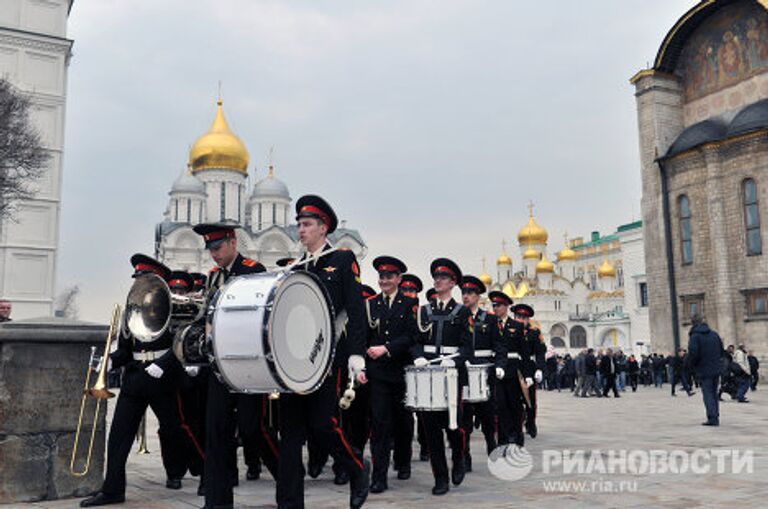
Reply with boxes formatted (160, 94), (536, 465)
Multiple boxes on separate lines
(517, 213), (548, 246)
(536, 254), (555, 274)
(523, 246), (540, 260)
(496, 253), (513, 266)
(557, 245), (577, 262)
(479, 271), (493, 286)
(189, 100), (249, 174)
(598, 259), (616, 278)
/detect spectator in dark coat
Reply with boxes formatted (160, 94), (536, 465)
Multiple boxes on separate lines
(599, 348), (620, 398)
(748, 351), (759, 391)
(627, 355), (639, 392)
(687, 315), (724, 426)
(581, 349), (600, 397)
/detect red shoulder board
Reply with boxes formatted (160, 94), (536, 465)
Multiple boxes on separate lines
(242, 258), (257, 267)
(351, 261), (360, 276)
(412, 304), (418, 314)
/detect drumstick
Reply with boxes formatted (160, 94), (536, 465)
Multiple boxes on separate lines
(339, 371), (358, 410)
(425, 353), (460, 365)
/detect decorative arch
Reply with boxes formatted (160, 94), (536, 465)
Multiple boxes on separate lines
(551, 337), (566, 349)
(569, 325), (587, 349)
(655, 1), (768, 101)
(550, 323), (567, 339)
(599, 328), (628, 349)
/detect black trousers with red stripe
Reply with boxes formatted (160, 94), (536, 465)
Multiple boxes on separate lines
(278, 375), (365, 509)
(204, 373), (279, 508)
(462, 376), (498, 455)
(419, 401), (465, 485)
(370, 378), (412, 484)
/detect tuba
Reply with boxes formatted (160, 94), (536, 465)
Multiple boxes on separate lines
(125, 273), (204, 342)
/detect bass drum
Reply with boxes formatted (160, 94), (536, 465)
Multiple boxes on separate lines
(210, 270), (335, 394)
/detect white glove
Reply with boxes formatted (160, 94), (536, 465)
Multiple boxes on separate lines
(525, 377), (533, 386)
(348, 355), (365, 378)
(440, 359), (456, 367)
(534, 369), (543, 383)
(185, 366), (200, 377)
(496, 368), (505, 380)
(145, 363), (164, 379)
(413, 357), (429, 367)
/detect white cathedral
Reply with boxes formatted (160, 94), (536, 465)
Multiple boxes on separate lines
(155, 99), (366, 272)
(480, 207), (652, 357)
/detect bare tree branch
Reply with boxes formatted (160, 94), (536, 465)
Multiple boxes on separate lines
(0, 78), (50, 221)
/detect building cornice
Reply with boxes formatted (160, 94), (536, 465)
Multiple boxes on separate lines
(0, 29), (73, 54)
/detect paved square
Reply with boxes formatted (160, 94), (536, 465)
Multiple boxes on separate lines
(19, 385), (766, 509)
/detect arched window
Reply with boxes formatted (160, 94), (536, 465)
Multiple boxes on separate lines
(186, 199), (191, 222)
(551, 337), (566, 349)
(678, 195), (693, 264)
(569, 325), (587, 348)
(743, 179), (762, 256)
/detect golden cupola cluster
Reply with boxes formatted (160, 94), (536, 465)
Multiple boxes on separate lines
(517, 206), (548, 246)
(523, 245), (540, 260)
(535, 254), (555, 274)
(598, 258), (616, 278)
(189, 100), (249, 174)
(557, 234), (577, 262)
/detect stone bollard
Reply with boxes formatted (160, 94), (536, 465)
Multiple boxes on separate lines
(0, 317), (110, 503)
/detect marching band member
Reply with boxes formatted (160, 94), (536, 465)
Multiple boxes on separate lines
(459, 275), (500, 472)
(192, 223), (278, 509)
(365, 256), (417, 493)
(516, 305), (545, 438)
(412, 258), (471, 496)
(80, 255), (188, 507)
(279, 195), (370, 509)
(398, 273), (423, 299)
(491, 291), (528, 447)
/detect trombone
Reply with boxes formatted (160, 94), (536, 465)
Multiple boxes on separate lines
(70, 304), (120, 476)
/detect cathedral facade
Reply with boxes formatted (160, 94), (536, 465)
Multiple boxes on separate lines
(156, 100), (366, 272)
(482, 210), (651, 357)
(632, 0), (768, 359)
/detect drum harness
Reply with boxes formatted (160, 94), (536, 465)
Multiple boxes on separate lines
(421, 303), (464, 357)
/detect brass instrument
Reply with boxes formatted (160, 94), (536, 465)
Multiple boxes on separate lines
(125, 273), (204, 343)
(137, 412), (150, 454)
(70, 304), (120, 476)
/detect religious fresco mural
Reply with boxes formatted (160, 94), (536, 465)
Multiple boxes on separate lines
(678, 1), (768, 102)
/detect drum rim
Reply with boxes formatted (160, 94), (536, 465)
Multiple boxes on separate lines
(264, 269), (337, 395)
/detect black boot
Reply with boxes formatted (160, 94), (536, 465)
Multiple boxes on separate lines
(432, 480), (449, 495)
(451, 458), (465, 486)
(246, 463), (261, 480)
(80, 492), (125, 507)
(349, 459), (371, 509)
(464, 453), (472, 473)
(165, 477), (182, 490)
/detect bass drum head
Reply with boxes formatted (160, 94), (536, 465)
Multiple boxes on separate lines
(268, 271), (334, 394)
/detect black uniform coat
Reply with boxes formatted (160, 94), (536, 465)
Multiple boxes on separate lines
(365, 290), (418, 383)
(295, 244), (367, 360)
(494, 316), (526, 380)
(467, 308), (500, 365)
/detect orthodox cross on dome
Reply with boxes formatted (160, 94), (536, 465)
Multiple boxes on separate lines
(217, 80), (222, 102)
(564, 231), (569, 246)
(268, 146), (275, 177)
(528, 200), (535, 217)
(501, 239), (508, 253)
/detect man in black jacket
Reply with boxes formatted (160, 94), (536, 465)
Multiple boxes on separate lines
(365, 256), (417, 493)
(599, 348), (620, 398)
(279, 195), (370, 509)
(670, 348), (695, 397)
(80, 255), (189, 507)
(412, 258), (471, 496)
(459, 275), (500, 472)
(193, 224), (279, 509)
(687, 315), (724, 426)
(581, 348), (599, 397)
(492, 292), (527, 446)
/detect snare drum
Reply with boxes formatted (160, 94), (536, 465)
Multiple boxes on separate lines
(404, 365), (455, 411)
(463, 363), (492, 403)
(210, 270), (335, 394)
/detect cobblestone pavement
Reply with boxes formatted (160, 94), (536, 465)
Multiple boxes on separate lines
(13, 384), (767, 509)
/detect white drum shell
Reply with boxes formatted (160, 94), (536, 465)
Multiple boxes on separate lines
(404, 365), (455, 411)
(463, 363), (492, 403)
(211, 271), (334, 394)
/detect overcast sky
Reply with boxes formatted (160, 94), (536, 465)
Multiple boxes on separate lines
(59, 0), (694, 321)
